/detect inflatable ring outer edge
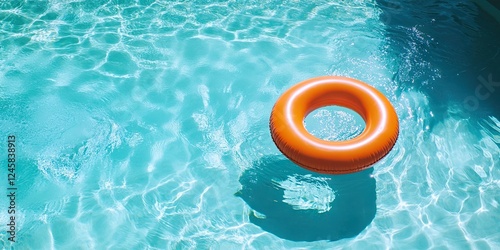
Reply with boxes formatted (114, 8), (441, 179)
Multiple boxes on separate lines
(269, 76), (400, 174)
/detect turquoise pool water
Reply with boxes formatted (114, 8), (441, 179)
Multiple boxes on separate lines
(1, 0), (499, 249)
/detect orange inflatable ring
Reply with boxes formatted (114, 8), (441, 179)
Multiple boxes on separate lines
(269, 76), (399, 174)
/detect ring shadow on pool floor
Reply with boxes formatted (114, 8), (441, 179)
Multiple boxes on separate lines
(235, 156), (376, 242)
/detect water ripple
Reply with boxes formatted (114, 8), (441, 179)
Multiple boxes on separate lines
(1, 0), (498, 249)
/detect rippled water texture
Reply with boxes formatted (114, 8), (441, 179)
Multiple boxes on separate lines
(0, 0), (499, 249)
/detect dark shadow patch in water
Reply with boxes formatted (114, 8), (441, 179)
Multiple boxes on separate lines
(235, 156), (376, 242)
(376, 0), (500, 118)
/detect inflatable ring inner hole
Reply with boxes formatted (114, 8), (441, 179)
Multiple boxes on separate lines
(304, 105), (366, 142)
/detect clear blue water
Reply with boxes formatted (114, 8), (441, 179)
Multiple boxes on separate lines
(1, 0), (499, 249)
